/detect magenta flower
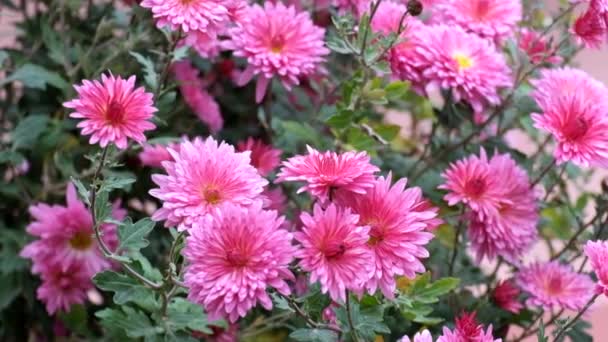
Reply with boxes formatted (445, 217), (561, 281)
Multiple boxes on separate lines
(20, 183), (125, 277)
(518, 28), (562, 65)
(63, 74), (156, 149)
(35, 263), (93, 315)
(277, 146), (379, 202)
(150, 137), (268, 230)
(295, 204), (374, 302)
(398, 330), (433, 342)
(388, 17), (425, 84)
(432, 0), (522, 43)
(337, 174), (439, 298)
(172, 61), (223, 133)
(180, 31), (223, 59)
(516, 261), (595, 311)
(584, 240), (608, 296)
(140, 0), (234, 33)
(262, 186), (287, 213)
(229, 2), (329, 102)
(437, 312), (500, 342)
(404, 25), (512, 114)
(138, 142), (180, 168)
(531, 67), (608, 167)
(236, 137), (282, 177)
(572, 4), (607, 48)
(370, 1), (415, 36)
(183, 203), (296, 322)
(492, 280), (523, 314)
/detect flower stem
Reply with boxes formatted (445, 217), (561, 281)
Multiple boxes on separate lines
(554, 293), (600, 341)
(278, 293), (342, 333)
(530, 158), (556, 188)
(346, 294), (361, 342)
(448, 208), (465, 276)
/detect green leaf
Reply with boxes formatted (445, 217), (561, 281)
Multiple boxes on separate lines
(0, 64), (68, 90)
(71, 178), (91, 206)
(326, 34), (354, 54)
(100, 175), (136, 192)
(0, 274), (21, 310)
(12, 115), (50, 150)
(346, 126), (376, 151)
(94, 190), (111, 223)
(385, 81), (410, 100)
(415, 277), (460, 300)
(171, 45), (190, 62)
(290, 329), (339, 342)
(0, 50), (9, 66)
(93, 270), (156, 307)
(129, 51), (158, 90)
(96, 306), (162, 339)
(166, 298), (212, 333)
(59, 304), (89, 337)
(373, 124), (400, 142)
(118, 218), (156, 252)
(325, 110), (354, 129)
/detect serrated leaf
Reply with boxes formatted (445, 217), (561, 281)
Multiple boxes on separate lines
(93, 270), (156, 307)
(0, 274), (21, 310)
(415, 277), (460, 300)
(100, 175), (136, 192)
(59, 304), (89, 336)
(94, 190), (111, 223)
(325, 110), (354, 129)
(12, 115), (50, 150)
(0, 64), (68, 90)
(96, 306), (162, 338)
(129, 51), (158, 90)
(290, 329), (339, 342)
(71, 178), (91, 206)
(171, 45), (190, 62)
(118, 218), (155, 252)
(166, 298), (212, 333)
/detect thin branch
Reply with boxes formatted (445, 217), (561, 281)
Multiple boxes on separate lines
(346, 294), (361, 342)
(277, 293), (342, 333)
(530, 158), (556, 188)
(554, 293), (600, 341)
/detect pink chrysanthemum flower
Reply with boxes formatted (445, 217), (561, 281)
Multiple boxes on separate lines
(336, 174), (439, 298)
(492, 280), (523, 314)
(466, 152), (538, 262)
(572, 4), (607, 48)
(432, 0), (522, 43)
(236, 137), (282, 176)
(139, 142), (180, 168)
(36, 263), (93, 315)
(183, 203), (296, 322)
(63, 74), (157, 149)
(276, 146), (379, 202)
(516, 261), (595, 311)
(150, 137), (268, 230)
(262, 186), (287, 213)
(518, 28), (562, 65)
(437, 312), (500, 342)
(531, 67), (608, 167)
(584, 240), (608, 296)
(295, 204), (374, 302)
(173, 61), (223, 133)
(370, 1), (414, 35)
(230, 2), (329, 102)
(405, 25), (512, 114)
(439, 149), (507, 220)
(398, 329), (433, 342)
(20, 183), (125, 276)
(180, 31), (223, 59)
(140, 0), (231, 33)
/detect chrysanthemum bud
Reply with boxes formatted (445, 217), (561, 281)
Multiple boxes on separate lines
(407, 0), (423, 16)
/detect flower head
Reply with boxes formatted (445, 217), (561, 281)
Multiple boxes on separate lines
(140, 0), (232, 33)
(139, 142), (180, 168)
(21, 183), (125, 276)
(277, 146), (379, 202)
(403, 25), (512, 114)
(584, 240), (608, 296)
(295, 204), (374, 302)
(398, 329), (433, 342)
(150, 137), (268, 230)
(516, 261), (595, 311)
(572, 5), (607, 48)
(35, 263), (93, 315)
(63, 74), (156, 149)
(432, 0), (522, 43)
(236, 138), (282, 176)
(437, 312), (500, 342)
(336, 174), (438, 298)
(531, 67), (608, 167)
(230, 2), (329, 102)
(492, 280), (523, 314)
(180, 31), (224, 59)
(172, 61), (223, 133)
(518, 28), (562, 65)
(183, 203), (296, 322)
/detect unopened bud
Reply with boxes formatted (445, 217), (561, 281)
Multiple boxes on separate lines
(407, 0), (423, 16)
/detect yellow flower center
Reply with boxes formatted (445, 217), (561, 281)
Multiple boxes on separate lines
(202, 186), (222, 205)
(453, 52), (474, 70)
(69, 231), (93, 251)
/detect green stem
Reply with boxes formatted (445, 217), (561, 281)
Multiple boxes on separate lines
(554, 293), (599, 341)
(346, 294), (361, 342)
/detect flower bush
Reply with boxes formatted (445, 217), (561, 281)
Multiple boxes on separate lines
(3, 0), (608, 341)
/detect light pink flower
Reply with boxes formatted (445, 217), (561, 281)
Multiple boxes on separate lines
(404, 25), (512, 114)
(516, 261), (595, 311)
(183, 203), (296, 322)
(432, 0), (522, 43)
(20, 183), (125, 276)
(229, 2), (329, 102)
(370, 1), (413, 35)
(36, 263), (93, 315)
(140, 0), (231, 33)
(399, 329), (433, 342)
(295, 204), (374, 302)
(172, 61), (223, 133)
(492, 280), (523, 314)
(236, 137), (282, 176)
(437, 312), (500, 342)
(388, 16), (425, 83)
(518, 28), (562, 65)
(150, 137), (268, 230)
(180, 31), (223, 59)
(531, 67), (608, 167)
(139, 142), (180, 168)
(336, 174), (439, 298)
(584, 240), (608, 296)
(277, 146), (379, 202)
(63, 74), (156, 149)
